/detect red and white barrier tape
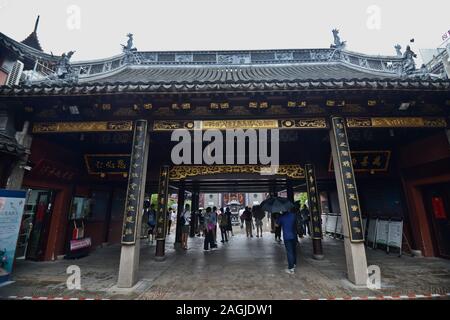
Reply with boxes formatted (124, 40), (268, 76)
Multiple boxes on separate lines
(2, 292), (449, 300)
(3, 296), (109, 300)
(300, 293), (450, 300)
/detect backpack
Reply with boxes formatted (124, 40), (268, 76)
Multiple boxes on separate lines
(180, 213), (186, 225)
(147, 209), (156, 225)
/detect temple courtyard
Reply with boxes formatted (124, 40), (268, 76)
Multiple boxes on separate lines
(1, 228), (450, 300)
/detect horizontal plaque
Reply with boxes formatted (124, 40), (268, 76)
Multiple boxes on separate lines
(84, 154), (130, 175)
(328, 151), (391, 172)
(346, 117), (447, 128)
(33, 121), (133, 133)
(153, 118), (328, 131)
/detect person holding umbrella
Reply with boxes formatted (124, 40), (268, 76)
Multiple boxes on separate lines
(260, 196), (297, 274)
(277, 209), (298, 274)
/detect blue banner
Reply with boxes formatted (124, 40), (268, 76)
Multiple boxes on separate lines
(0, 189), (27, 284)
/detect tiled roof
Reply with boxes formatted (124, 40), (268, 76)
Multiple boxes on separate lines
(1, 78), (449, 97)
(82, 63), (390, 84)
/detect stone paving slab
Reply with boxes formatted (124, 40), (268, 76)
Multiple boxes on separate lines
(1, 232), (449, 300)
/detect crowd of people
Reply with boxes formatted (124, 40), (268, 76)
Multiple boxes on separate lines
(144, 199), (314, 274)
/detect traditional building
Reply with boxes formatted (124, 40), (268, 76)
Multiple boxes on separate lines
(1, 22), (449, 287)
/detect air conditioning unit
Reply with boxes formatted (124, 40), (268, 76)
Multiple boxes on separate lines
(6, 60), (24, 86)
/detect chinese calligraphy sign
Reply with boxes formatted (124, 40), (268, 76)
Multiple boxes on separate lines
(330, 117), (365, 243)
(121, 120), (148, 244)
(305, 164), (323, 240)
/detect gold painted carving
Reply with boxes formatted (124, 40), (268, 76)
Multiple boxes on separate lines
(169, 164), (305, 180)
(32, 121), (133, 133)
(346, 117), (447, 128)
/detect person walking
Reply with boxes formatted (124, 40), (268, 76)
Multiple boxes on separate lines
(273, 212), (282, 243)
(300, 205), (311, 236)
(277, 210), (298, 274)
(253, 206), (264, 238)
(243, 206), (253, 238)
(219, 211), (229, 243)
(181, 204), (191, 250)
(147, 203), (157, 244)
(225, 207), (233, 237)
(239, 207), (245, 229)
(169, 208), (177, 235)
(203, 207), (217, 251)
(212, 206), (219, 245)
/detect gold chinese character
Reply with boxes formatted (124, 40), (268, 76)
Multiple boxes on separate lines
(352, 227), (361, 234)
(117, 160), (126, 169)
(372, 156), (382, 167)
(345, 172), (353, 179)
(346, 183), (355, 189)
(352, 216), (360, 222)
(341, 150), (349, 157)
(351, 205), (359, 212)
(361, 156), (369, 167)
(348, 193), (357, 200)
(339, 142), (347, 148)
(342, 161), (351, 167)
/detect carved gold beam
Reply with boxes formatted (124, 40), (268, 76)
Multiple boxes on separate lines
(153, 118), (327, 131)
(32, 121), (133, 133)
(169, 164), (305, 180)
(346, 117), (447, 128)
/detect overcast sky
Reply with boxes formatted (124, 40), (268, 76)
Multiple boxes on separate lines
(0, 0), (449, 62)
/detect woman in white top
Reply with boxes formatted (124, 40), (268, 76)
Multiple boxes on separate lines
(181, 204), (191, 250)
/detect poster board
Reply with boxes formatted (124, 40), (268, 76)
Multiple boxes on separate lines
(387, 221), (403, 249)
(0, 189), (27, 284)
(326, 215), (337, 233)
(375, 219), (389, 245)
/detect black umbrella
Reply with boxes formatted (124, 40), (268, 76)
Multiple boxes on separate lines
(260, 197), (294, 213)
(252, 205), (265, 219)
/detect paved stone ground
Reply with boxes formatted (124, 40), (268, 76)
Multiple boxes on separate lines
(1, 226), (450, 300)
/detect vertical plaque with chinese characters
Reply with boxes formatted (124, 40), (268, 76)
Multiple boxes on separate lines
(155, 166), (170, 241)
(305, 164), (323, 240)
(330, 117), (365, 242)
(121, 120), (148, 244)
